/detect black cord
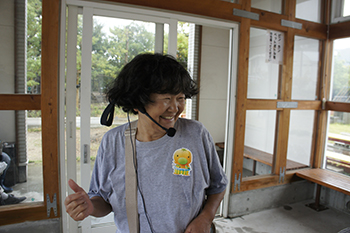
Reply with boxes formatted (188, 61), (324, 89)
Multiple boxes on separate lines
(127, 113), (155, 233)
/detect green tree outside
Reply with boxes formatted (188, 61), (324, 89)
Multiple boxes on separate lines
(26, 0), (190, 117)
(27, 0), (42, 94)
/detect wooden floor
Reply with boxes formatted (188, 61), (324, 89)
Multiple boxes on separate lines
(214, 201), (350, 233)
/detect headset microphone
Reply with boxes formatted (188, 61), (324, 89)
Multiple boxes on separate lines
(138, 108), (176, 137)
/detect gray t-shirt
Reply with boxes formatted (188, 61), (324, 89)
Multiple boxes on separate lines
(88, 118), (227, 233)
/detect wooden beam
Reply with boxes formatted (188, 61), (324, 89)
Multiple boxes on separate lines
(232, 171), (301, 193)
(273, 27), (294, 175)
(231, 0), (251, 191)
(294, 19), (327, 40)
(250, 8), (288, 32)
(41, 0), (60, 219)
(246, 99), (322, 110)
(296, 100), (322, 110)
(313, 27), (332, 168)
(326, 101), (350, 113)
(0, 203), (47, 226)
(104, 0), (243, 22)
(0, 94), (41, 110)
(329, 20), (350, 40)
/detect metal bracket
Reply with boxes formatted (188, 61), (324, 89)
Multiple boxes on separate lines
(277, 101), (298, 108)
(234, 173), (241, 191)
(83, 144), (89, 164)
(233, 8), (259, 21)
(322, 98), (326, 110)
(281, 19), (302, 29)
(47, 193), (57, 217)
(279, 167), (286, 183)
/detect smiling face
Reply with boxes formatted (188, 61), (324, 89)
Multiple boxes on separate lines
(137, 93), (185, 139)
(146, 92), (186, 129)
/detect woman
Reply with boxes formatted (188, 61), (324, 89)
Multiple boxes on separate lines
(65, 53), (227, 233)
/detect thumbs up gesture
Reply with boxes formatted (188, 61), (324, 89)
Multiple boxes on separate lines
(64, 179), (94, 221)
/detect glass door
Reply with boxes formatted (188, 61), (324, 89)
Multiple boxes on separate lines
(64, 5), (176, 233)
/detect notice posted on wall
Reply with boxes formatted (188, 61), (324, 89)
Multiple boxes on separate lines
(266, 30), (284, 64)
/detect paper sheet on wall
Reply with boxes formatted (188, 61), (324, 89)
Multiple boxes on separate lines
(266, 30), (284, 64)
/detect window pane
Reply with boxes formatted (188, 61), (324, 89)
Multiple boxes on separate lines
(27, 0), (42, 94)
(177, 22), (195, 120)
(248, 28), (279, 99)
(0, 1), (15, 94)
(251, 0), (282, 14)
(325, 111), (350, 176)
(292, 36), (319, 100)
(0, 110), (44, 206)
(1, 1), (42, 94)
(186, 23), (200, 120)
(344, 0), (350, 17)
(244, 110), (276, 177)
(287, 110), (313, 168)
(331, 38), (350, 102)
(296, 0), (321, 23)
(91, 16), (155, 126)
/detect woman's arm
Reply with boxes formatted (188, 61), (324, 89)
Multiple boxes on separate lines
(64, 179), (112, 221)
(184, 190), (226, 233)
(90, 196), (112, 217)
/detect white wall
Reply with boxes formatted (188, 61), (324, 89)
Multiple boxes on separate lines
(198, 26), (230, 143)
(0, 1), (16, 142)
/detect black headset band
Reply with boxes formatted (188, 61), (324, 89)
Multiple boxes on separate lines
(100, 101), (115, 126)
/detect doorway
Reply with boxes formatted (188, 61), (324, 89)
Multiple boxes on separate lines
(60, 1), (238, 232)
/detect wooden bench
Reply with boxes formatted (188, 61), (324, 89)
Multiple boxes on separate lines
(244, 146), (308, 174)
(296, 168), (350, 211)
(215, 143), (308, 175)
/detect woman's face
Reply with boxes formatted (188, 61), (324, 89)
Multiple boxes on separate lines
(143, 92), (186, 131)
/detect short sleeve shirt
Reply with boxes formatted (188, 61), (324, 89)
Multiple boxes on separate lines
(88, 118), (227, 233)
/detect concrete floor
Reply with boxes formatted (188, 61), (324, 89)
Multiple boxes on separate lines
(213, 201), (350, 233)
(9, 164), (350, 233)
(11, 162), (43, 203)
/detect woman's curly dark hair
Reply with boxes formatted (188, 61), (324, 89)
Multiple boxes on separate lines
(106, 53), (199, 114)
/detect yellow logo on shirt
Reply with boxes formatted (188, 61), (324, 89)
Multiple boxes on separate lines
(173, 148), (192, 176)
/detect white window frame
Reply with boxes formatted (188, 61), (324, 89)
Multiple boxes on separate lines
(331, 0), (350, 23)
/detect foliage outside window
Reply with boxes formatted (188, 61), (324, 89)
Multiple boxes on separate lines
(27, 0), (42, 94)
(343, 0), (350, 17)
(77, 17), (190, 119)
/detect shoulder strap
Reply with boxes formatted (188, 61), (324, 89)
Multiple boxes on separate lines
(124, 120), (139, 233)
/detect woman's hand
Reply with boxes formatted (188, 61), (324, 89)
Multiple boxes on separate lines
(184, 214), (212, 233)
(64, 179), (94, 221)
(184, 190), (225, 233)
